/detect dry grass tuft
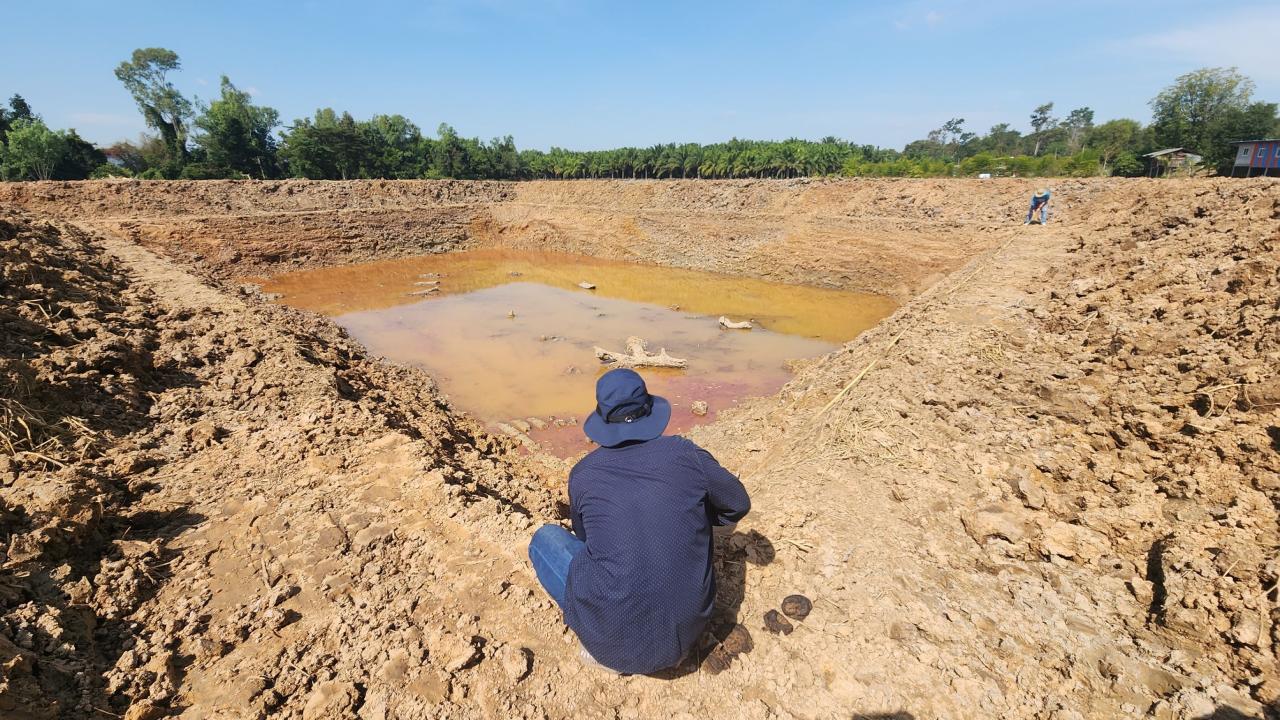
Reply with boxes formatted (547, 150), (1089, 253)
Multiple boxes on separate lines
(0, 390), (94, 469)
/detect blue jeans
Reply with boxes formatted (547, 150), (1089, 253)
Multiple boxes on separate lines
(1027, 199), (1049, 223)
(528, 524), (585, 609)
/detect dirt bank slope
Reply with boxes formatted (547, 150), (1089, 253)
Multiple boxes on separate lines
(689, 178), (1279, 717)
(0, 180), (512, 293)
(0, 177), (1115, 301)
(0, 208), (559, 718)
(479, 177), (1084, 299)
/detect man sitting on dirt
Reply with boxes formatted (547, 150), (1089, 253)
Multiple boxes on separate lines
(1025, 187), (1052, 224)
(528, 368), (751, 674)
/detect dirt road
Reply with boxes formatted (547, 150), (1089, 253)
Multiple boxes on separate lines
(1, 178), (1276, 719)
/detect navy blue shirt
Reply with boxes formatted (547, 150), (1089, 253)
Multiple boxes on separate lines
(563, 435), (751, 674)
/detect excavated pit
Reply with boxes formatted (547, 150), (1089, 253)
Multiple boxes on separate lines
(0, 177), (1040, 300)
(0, 178), (988, 462)
(1, 178), (1277, 720)
(247, 248), (898, 456)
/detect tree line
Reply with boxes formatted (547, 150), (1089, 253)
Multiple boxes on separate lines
(2, 48), (1277, 182)
(0, 95), (106, 180)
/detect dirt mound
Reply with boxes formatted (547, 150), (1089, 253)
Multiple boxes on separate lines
(1, 210), (157, 462)
(687, 178), (1278, 717)
(1027, 184), (1280, 705)
(0, 209), (173, 717)
(0, 207), (557, 718)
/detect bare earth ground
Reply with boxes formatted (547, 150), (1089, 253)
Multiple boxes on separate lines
(0, 178), (1277, 719)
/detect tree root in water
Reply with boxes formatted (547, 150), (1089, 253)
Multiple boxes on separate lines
(594, 336), (687, 369)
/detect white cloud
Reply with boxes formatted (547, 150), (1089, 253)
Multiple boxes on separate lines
(924, 10), (943, 26)
(1127, 6), (1280, 82)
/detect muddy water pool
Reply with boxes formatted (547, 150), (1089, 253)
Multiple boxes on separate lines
(253, 249), (896, 456)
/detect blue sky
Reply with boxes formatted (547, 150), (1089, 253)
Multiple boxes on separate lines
(4, 0), (1278, 150)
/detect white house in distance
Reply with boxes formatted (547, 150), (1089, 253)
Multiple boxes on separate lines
(1230, 139), (1280, 177)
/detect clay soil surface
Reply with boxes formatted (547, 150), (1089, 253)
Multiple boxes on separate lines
(0, 178), (1277, 719)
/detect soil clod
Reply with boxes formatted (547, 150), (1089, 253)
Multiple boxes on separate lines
(703, 624), (754, 675)
(781, 594), (813, 620)
(763, 609), (794, 635)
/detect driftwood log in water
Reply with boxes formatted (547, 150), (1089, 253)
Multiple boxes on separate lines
(719, 316), (753, 329)
(594, 336), (687, 369)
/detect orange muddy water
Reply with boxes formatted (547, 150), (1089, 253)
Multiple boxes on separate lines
(253, 249), (896, 456)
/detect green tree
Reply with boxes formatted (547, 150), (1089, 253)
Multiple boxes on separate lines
(193, 76), (280, 178)
(115, 48), (193, 173)
(1086, 118), (1143, 172)
(278, 114), (334, 179)
(1062, 107), (1094, 153)
(1, 119), (67, 180)
(103, 135), (173, 177)
(53, 129), (106, 179)
(518, 148), (549, 179)
(486, 135), (520, 179)
(1203, 101), (1280, 173)
(1029, 102), (1057, 155)
(1062, 148), (1101, 177)
(431, 123), (470, 178)
(1007, 155), (1036, 177)
(1149, 67), (1255, 156)
(1110, 151), (1142, 177)
(976, 123), (1023, 156)
(329, 111), (368, 180)
(279, 109), (368, 179)
(361, 114), (425, 178)
(959, 151), (996, 175)
(7, 94), (35, 123)
(920, 118), (976, 161)
(1, 94), (37, 146)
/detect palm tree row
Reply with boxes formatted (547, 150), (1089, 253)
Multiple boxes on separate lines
(516, 138), (893, 180)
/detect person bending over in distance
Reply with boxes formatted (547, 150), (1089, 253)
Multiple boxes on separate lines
(1025, 187), (1052, 224)
(527, 368), (751, 674)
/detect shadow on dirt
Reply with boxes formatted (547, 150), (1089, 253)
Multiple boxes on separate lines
(0, 474), (208, 717)
(652, 528), (775, 679)
(1194, 704), (1279, 720)
(93, 501), (208, 716)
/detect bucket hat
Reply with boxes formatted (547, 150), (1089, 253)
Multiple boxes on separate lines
(583, 369), (671, 447)
(1034, 188), (1049, 198)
